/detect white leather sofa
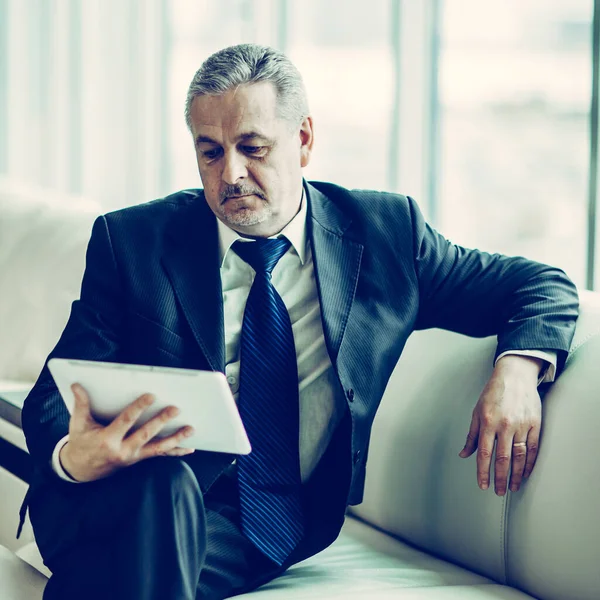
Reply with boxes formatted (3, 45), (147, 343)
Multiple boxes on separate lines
(1, 179), (598, 599)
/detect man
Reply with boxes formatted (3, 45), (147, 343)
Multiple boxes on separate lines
(20, 44), (578, 600)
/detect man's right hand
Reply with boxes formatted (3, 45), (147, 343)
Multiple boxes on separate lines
(59, 383), (196, 482)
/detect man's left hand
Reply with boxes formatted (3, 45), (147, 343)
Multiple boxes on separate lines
(459, 355), (544, 496)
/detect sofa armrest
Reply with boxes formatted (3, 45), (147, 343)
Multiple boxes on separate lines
(506, 333), (600, 600)
(0, 544), (46, 598)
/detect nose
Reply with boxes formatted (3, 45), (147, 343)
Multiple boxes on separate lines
(221, 151), (248, 185)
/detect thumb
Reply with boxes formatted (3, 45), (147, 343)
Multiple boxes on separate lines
(459, 412), (480, 458)
(70, 383), (95, 433)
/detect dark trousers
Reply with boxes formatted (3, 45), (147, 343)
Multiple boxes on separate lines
(28, 418), (351, 600)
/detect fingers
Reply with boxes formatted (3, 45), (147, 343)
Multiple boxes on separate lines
(125, 405), (182, 450)
(488, 428), (541, 495)
(107, 393), (156, 438)
(476, 428), (496, 491)
(161, 447), (196, 458)
(466, 369), (542, 496)
(523, 428), (540, 479)
(138, 426), (195, 460)
(459, 412), (480, 458)
(505, 432), (527, 492)
(477, 428), (540, 495)
(494, 433), (517, 496)
(62, 389), (196, 481)
(70, 384), (96, 433)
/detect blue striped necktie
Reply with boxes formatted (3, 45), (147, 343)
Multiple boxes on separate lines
(233, 237), (304, 566)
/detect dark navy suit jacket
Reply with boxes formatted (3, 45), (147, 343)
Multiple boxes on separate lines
(21, 181), (579, 508)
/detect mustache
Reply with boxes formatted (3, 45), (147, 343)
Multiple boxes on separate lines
(220, 184), (266, 203)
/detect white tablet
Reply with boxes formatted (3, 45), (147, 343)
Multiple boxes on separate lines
(47, 358), (251, 455)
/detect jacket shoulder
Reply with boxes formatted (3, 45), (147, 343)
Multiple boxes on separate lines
(102, 189), (203, 224)
(308, 180), (414, 215)
(308, 180), (420, 231)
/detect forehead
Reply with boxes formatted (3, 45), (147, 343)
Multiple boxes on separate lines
(189, 82), (280, 141)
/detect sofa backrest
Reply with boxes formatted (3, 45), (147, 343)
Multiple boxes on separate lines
(0, 179), (99, 382)
(352, 290), (600, 600)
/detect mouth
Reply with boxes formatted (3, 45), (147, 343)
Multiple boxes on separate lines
(222, 193), (259, 204)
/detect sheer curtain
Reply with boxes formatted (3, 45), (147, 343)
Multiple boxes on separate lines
(4, 0), (589, 286)
(1, 0), (170, 209)
(437, 0), (592, 286)
(0, 0), (439, 212)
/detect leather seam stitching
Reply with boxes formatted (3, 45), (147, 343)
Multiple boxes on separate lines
(565, 328), (600, 363)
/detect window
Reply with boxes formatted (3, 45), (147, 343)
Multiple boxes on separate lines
(167, 0), (393, 192)
(1, 0), (596, 287)
(437, 0), (592, 286)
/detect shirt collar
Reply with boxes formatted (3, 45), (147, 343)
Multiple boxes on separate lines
(217, 189), (308, 267)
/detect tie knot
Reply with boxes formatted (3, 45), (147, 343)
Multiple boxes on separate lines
(233, 237), (291, 275)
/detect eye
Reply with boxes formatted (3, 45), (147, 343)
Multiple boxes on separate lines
(242, 145), (267, 157)
(202, 148), (222, 160)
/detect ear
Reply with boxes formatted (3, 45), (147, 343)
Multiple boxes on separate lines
(299, 116), (314, 168)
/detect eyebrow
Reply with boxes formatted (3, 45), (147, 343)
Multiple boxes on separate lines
(238, 132), (272, 143)
(195, 131), (273, 147)
(195, 135), (218, 146)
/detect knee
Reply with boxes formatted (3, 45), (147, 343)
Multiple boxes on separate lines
(131, 457), (203, 504)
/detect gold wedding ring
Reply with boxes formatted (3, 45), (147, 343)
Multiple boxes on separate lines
(512, 442), (527, 447)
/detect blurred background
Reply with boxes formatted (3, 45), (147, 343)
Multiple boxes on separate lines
(0, 0), (596, 288)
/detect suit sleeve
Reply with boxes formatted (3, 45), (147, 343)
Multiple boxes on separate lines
(21, 215), (125, 470)
(408, 197), (579, 374)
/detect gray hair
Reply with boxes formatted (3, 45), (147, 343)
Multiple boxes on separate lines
(184, 44), (309, 131)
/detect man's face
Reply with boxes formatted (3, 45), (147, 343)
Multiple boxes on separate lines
(189, 82), (314, 237)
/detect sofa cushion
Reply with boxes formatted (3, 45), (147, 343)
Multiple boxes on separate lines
(350, 328), (509, 582)
(0, 466), (33, 554)
(0, 544), (46, 599)
(12, 517), (534, 599)
(15, 543), (51, 578)
(240, 517), (534, 598)
(0, 178), (100, 382)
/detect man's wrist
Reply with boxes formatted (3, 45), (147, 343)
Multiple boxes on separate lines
(494, 354), (544, 383)
(58, 442), (80, 482)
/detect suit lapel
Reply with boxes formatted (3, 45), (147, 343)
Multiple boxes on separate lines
(159, 184), (363, 372)
(306, 182), (364, 365)
(161, 191), (225, 373)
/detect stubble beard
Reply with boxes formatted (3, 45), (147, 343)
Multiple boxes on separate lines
(219, 198), (273, 228)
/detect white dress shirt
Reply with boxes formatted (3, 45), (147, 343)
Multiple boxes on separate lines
(217, 194), (346, 482)
(51, 195), (556, 482)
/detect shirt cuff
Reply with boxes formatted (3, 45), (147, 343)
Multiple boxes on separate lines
(51, 435), (80, 483)
(495, 350), (557, 385)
